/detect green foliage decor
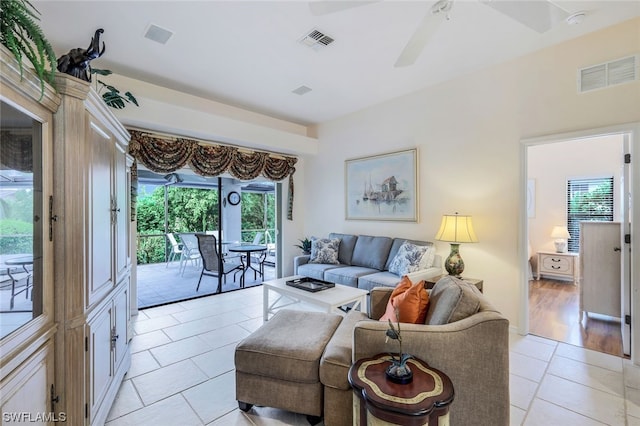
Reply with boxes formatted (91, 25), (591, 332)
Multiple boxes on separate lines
(295, 238), (311, 254)
(91, 68), (138, 109)
(0, 0), (56, 98)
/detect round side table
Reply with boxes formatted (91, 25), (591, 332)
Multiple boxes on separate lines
(348, 354), (454, 426)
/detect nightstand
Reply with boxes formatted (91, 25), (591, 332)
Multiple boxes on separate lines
(536, 251), (579, 285)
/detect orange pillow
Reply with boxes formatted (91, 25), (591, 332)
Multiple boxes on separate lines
(379, 276), (429, 324)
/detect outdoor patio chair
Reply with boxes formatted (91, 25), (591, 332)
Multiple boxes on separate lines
(242, 249), (267, 280)
(243, 232), (266, 278)
(165, 233), (183, 268)
(177, 233), (202, 276)
(195, 233), (245, 292)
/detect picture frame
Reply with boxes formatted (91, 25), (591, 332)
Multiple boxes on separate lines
(345, 148), (418, 221)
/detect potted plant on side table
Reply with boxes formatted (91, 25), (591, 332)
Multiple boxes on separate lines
(295, 238), (312, 255)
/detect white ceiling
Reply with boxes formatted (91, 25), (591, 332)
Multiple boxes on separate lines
(33, 1), (639, 126)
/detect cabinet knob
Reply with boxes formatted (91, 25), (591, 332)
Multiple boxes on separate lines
(614, 247), (621, 252)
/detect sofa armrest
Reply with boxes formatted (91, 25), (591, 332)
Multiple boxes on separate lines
(369, 287), (393, 320)
(405, 266), (443, 283)
(293, 255), (310, 274)
(353, 312), (510, 425)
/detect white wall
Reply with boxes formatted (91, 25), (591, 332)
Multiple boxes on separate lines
(528, 135), (624, 254)
(306, 18), (640, 326)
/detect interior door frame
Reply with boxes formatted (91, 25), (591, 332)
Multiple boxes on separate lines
(519, 122), (640, 363)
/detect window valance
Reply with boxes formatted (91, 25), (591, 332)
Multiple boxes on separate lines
(128, 129), (297, 220)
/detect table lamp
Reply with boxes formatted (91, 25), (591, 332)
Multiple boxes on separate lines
(550, 225), (570, 253)
(435, 213), (478, 277)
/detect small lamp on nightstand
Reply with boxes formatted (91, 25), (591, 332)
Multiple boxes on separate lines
(551, 225), (570, 253)
(435, 212), (478, 277)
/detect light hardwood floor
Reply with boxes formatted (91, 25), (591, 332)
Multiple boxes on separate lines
(528, 278), (624, 357)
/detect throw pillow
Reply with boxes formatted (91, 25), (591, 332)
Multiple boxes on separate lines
(419, 244), (436, 270)
(379, 276), (429, 324)
(424, 275), (482, 325)
(388, 242), (429, 276)
(308, 237), (341, 264)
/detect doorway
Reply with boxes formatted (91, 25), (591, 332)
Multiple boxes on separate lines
(521, 126), (634, 358)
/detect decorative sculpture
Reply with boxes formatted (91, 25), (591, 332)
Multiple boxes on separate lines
(56, 29), (105, 82)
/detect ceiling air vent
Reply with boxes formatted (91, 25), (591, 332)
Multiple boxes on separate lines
(578, 55), (638, 93)
(299, 28), (335, 51)
(144, 24), (174, 45)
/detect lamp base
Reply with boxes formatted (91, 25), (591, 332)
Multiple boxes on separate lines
(445, 243), (465, 277)
(554, 240), (567, 253)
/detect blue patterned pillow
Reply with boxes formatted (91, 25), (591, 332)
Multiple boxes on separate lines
(309, 238), (341, 264)
(388, 242), (429, 276)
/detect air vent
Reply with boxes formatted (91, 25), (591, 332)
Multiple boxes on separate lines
(578, 55), (638, 93)
(144, 24), (174, 45)
(299, 28), (335, 51)
(292, 85), (312, 95)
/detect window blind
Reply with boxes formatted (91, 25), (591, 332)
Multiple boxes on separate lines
(566, 177), (614, 252)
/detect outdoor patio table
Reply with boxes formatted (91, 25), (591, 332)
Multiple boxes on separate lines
(228, 244), (267, 280)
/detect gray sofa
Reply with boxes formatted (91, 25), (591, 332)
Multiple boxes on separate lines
(293, 233), (442, 291)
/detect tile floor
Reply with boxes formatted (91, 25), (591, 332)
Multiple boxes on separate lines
(106, 285), (640, 425)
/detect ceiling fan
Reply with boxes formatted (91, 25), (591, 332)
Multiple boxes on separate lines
(309, 0), (570, 68)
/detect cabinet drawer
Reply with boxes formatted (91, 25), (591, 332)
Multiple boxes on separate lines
(540, 255), (573, 275)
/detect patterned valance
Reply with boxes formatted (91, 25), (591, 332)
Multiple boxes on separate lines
(128, 130), (298, 220)
(0, 131), (33, 172)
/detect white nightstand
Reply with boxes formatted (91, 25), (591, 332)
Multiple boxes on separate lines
(536, 251), (579, 285)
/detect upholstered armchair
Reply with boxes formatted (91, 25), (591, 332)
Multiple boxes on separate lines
(320, 283), (510, 426)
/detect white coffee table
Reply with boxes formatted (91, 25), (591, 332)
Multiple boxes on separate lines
(263, 275), (368, 321)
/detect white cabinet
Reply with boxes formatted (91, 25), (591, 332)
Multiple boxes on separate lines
(53, 74), (132, 425)
(88, 283), (129, 424)
(580, 222), (621, 320)
(536, 251), (579, 285)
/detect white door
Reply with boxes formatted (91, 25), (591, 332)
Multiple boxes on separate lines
(621, 135), (631, 356)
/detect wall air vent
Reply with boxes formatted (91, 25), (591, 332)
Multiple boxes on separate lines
(578, 54), (638, 93)
(299, 28), (335, 51)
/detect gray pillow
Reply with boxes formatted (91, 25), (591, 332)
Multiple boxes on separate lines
(309, 237), (341, 264)
(425, 275), (481, 325)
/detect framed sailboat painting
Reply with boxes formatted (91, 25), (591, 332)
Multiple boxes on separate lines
(345, 148), (418, 221)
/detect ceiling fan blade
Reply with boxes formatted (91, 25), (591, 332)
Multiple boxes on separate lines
(394, 6), (447, 68)
(308, 1), (380, 16)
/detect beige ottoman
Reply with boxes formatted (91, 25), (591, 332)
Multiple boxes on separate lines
(235, 309), (342, 423)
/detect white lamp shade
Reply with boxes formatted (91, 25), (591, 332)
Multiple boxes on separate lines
(435, 214), (478, 243)
(550, 226), (570, 239)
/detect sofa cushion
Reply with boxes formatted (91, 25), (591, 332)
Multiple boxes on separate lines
(309, 237), (341, 264)
(357, 272), (404, 292)
(379, 276), (429, 324)
(297, 263), (346, 280)
(388, 241), (430, 276)
(324, 266), (380, 288)
(351, 235), (392, 270)
(320, 309), (368, 390)
(329, 233), (358, 265)
(425, 275), (482, 325)
(385, 238), (434, 271)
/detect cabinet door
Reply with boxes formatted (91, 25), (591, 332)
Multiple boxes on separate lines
(88, 304), (113, 423)
(87, 118), (115, 307)
(114, 146), (130, 282)
(112, 282), (130, 371)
